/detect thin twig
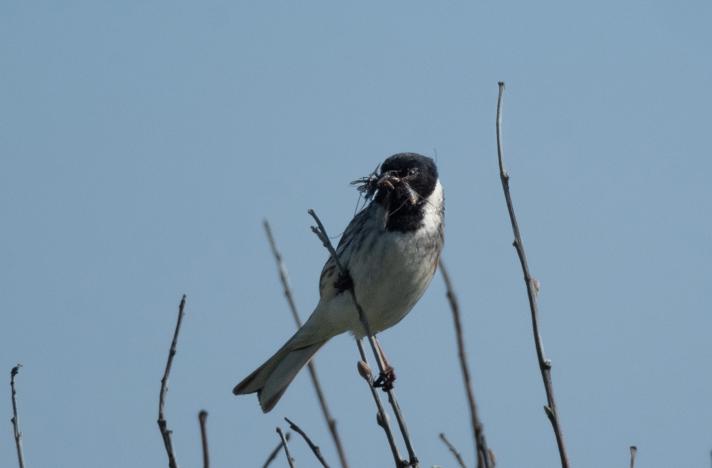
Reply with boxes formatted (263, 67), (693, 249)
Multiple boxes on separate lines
(157, 295), (187, 468)
(285, 417), (330, 468)
(198, 410), (209, 468)
(308, 208), (417, 467)
(629, 446), (637, 468)
(355, 339), (404, 467)
(277, 427), (296, 468)
(10, 364), (26, 468)
(439, 433), (466, 468)
(263, 432), (291, 468)
(263, 220), (350, 468)
(495, 81), (570, 468)
(440, 260), (492, 468)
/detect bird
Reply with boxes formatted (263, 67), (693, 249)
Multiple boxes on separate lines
(233, 152), (444, 412)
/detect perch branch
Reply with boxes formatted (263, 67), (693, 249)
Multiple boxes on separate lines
(157, 295), (186, 468)
(355, 339), (404, 467)
(198, 410), (209, 468)
(263, 220), (350, 468)
(285, 417), (330, 468)
(308, 208), (418, 467)
(629, 446), (637, 468)
(495, 81), (570, 468)
(440, 260), (493, 468)
(439, 433), (466, 468)
(263, 432), (291, 468)
(10, 364), (26, 468)
(277, 427), (296, 468)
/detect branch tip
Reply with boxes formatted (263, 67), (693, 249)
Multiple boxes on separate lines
(285, 417), (331, 468)
(629, 445), (638, 468)
(495, 82), (569, 467)
(439, 432), (467, 468)
(198, 410), (209, 468)
(10, 363), (26, 468)
(276, 427), (296, 468)
(157, 295), (187, 468)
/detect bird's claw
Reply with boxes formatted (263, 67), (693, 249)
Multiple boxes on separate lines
(373, 366), (396, 392)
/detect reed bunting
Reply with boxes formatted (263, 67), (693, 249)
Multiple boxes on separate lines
(234, 152), (444, 412)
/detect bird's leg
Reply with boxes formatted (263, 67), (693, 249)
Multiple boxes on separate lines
(372, 335), (396, 391)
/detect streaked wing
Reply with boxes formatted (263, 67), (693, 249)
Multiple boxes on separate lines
(317, 207), (371, 300)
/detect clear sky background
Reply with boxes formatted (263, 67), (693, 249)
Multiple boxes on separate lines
(2, 2), (711, 467)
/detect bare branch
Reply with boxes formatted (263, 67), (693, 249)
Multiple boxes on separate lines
(285, 417), (330, 468)
(263, 220), (350, 468)
(440, 260), (493, 468)
(354, 339), (404, 467)
(277, 427), (296, 468)
(308, 208), (418, 467)
(157, 295), (186, 468)
(198, 410), (209, 468)
(263, 432), (291, 468)
(495, 81), (570, 468)
(629, 446), (637, 468)
(10, 364), (26, 468)
(439, 433), (466, 468)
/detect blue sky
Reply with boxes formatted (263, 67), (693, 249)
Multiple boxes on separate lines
(2, 2), (711, 467)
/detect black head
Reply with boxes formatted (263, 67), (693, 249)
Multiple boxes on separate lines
(378, 152), (438, 201)
(353, 152), (439, 231)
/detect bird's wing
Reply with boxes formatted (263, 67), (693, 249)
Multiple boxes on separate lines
(317, 207), (371, 300)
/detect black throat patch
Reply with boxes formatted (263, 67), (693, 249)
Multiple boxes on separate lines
(373, 153), (438, 232)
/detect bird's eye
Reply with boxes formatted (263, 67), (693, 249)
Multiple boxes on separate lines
(408, 167), (418, 176)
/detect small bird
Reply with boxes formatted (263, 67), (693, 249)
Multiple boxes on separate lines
(234, 152), (444, 412)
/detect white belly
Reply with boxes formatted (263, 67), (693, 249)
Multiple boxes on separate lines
(348, 229), (439, 334)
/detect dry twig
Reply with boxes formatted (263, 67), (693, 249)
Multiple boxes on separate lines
(263, 432), (291, 468)
(439, 433), (466, 468)
(157, 295), (186, 468)
(198, 410), (209, 468)
(308, 208), (418, 467)
(285, 417), (330, 468)
(263, 220), (350, 468)
(354, 339), (404, 466)
(440, 260), (493, 468)
(277, 427), (296, 468)
(10, 364), (26, 468)
(495, 81), (570, 468)
(629, 446), (637, 468)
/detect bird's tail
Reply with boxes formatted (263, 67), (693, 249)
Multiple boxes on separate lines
(233, 339), (325, 412)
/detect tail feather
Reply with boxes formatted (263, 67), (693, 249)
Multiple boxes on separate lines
(233, 341), (325, 412)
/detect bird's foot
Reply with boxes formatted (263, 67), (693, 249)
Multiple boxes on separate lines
(373, 366), (396, 391)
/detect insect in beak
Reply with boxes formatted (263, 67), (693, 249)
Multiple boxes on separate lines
(377, 173), (397, 191)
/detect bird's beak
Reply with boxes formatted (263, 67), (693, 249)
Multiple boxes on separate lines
(376, 172), (398, 192)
